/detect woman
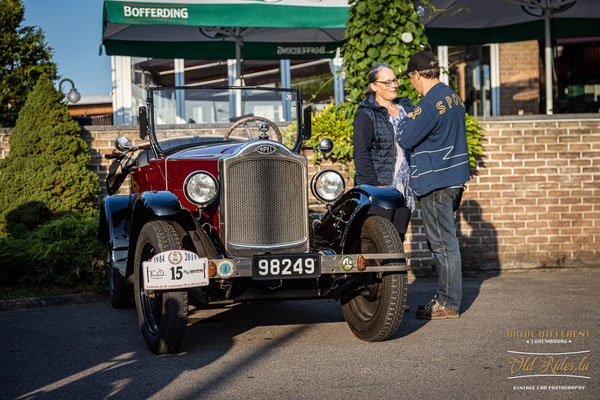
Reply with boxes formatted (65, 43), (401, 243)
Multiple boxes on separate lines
(352, 63), (415, 241)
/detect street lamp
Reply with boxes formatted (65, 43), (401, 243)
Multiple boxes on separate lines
(59, 78), (81, 103)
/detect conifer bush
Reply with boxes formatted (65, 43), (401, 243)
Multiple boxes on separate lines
(0, 75), (98, 236)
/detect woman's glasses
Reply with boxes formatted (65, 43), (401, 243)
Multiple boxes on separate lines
(374, 79), (399, 87)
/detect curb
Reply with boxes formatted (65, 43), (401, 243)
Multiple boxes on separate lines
(0, 292), (106, 312)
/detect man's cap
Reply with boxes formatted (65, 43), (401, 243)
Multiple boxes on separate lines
(401, 51), (438, 76)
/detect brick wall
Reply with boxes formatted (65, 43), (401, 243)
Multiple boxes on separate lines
(499, 40), (541, 116)
(405, 115), (600, 273)
(1, 117), (599, 271)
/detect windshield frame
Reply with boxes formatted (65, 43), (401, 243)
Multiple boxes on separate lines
(146, 85), (303, 156)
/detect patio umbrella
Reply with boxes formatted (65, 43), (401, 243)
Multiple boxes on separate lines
(101, 0), (349, 82)
(421, 0), (600, 114)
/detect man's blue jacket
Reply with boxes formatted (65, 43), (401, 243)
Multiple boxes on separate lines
(396, 83), (470, 196)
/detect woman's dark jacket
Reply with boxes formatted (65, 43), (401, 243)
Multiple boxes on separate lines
(353, 95), (415, 186)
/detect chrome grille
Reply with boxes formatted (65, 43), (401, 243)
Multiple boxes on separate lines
(221, 145), (309, 257)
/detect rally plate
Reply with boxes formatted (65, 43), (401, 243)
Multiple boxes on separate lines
(252, 254), (320, 280)
(143, 250), (209, 290)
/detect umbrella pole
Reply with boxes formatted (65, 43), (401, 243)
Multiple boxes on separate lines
(235, 35), (243, 116)
(544, 6), (553, 115)
(235, 38), (242, 85)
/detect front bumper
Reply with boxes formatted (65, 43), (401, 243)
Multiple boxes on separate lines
(208, 252), (411, 279)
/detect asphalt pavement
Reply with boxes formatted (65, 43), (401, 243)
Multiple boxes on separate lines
(1, 268), (598, 400)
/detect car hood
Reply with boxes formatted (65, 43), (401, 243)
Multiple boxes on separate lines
(165, 140), (295, 183)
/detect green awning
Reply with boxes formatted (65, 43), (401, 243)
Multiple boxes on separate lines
(102, 0), (348, 60)
(101, 1), (600, 59)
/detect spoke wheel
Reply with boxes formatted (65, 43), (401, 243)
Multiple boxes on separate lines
(341, 216), (407, 342)
(134, 220), (188, 354)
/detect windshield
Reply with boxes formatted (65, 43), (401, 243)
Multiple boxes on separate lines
(148, 86), (300, 153)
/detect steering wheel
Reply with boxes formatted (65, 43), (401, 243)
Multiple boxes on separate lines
(223, 116), (283, 143)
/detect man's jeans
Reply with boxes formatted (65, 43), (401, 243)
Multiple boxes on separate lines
(419, 187), (463, 310)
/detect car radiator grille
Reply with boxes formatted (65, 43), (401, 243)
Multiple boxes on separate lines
(224, 158), (307, 248)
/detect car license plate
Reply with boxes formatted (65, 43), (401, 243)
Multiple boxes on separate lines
(252, 254), (320, 280)
(143, 250), (209, 290)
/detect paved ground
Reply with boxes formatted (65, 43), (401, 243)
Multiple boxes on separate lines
(1, 268), (598, 400)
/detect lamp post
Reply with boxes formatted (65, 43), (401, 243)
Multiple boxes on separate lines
(59, 78), (81, 103)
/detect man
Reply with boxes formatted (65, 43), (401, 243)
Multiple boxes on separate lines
(396, 51), (470, 320)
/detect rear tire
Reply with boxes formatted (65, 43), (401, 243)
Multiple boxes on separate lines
(134, 220), (188, 354)
(341, 216), (407, 342)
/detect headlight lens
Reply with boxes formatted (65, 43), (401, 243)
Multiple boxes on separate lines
(184, 172), (218, 205)
(311, 169), (345, 203)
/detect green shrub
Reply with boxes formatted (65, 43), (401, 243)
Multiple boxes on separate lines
(0, 212), (105, 289)
(466, 113), (484, 169)
(0, 75), (98, 236)
(287, 103), (354, 170)
(308, 103), (355, 166)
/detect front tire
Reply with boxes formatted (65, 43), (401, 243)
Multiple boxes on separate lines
(341, 216), (407, 342)
(134, 220), (188, 354)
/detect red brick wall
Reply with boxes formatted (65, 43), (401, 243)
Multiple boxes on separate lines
(405, 117), (600, 273)
(499, 40), (541, 116)
(2, 118), (599, 271)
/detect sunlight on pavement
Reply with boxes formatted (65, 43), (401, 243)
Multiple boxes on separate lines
(16, 352), (137, 399)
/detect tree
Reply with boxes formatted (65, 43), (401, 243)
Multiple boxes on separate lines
(0, 0), (58, 127)
(342, 0), (430, 106)
(0, 75), (98, 236)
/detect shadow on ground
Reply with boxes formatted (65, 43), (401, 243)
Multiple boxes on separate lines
(395, 199), (500, 338)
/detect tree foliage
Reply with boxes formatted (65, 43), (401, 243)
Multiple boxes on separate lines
(343, 0), (429, 106)
(0, 76), (98, 235)
(0, 0), (58, 127)
(0, 211), (105, 288)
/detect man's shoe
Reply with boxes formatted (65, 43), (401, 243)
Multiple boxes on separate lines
(417, 296), (437, 311)
(416, 300), (459, 320)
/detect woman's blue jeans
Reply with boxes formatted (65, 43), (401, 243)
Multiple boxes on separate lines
(419, 187), (463, 310)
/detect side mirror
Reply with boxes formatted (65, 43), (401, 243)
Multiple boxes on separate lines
(115, 136), (131, 153)
(302, 106), (312, 140)
(139, 106), (149, 139)
(318, 138), (333, 154)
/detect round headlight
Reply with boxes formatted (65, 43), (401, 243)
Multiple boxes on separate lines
(183, 172), (218, 206)
(311, 169), (345, 203)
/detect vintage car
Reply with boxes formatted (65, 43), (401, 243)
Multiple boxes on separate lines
(99, 85), (410, 354)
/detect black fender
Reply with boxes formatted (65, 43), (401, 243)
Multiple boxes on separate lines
(99, 195), (134, 276)
(125, 191), (218, 279)
(312, 185), (405, 254)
